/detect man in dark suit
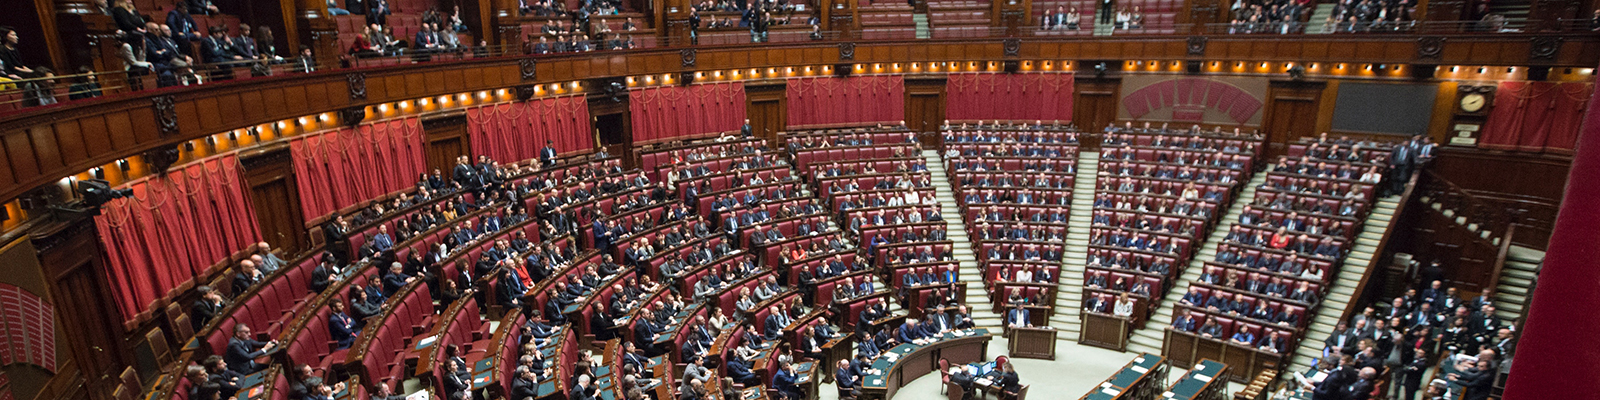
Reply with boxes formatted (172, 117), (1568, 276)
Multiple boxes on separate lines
(510, 366), (539, 400)
(329, 301), (357, 350)
(232, 260), (263, 295)
(1006, 304), (1030, 328)
(191, 286), (227, 331)
(740, 119), (753, 137)
(1386, 138), (1415, 196)
(540, 140), (559, 166)
(224, 323), (275, 374)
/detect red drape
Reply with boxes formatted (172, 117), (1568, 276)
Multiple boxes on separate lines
(94, 154), (264, 321)
(785, 76), (906, 127)
(1501, 66), (1600, 399)
(629, 83), (748, 141)
(1479, 81), (1592, 154)
(290, 118), (427, 220)
(945, 73), (1075, 122)
(466, 96), (594, 162)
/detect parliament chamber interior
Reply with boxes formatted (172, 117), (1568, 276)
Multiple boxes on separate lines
(0, 0), (1596, 399)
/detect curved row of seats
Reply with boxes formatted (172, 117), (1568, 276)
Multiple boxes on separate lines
(1164, 135), (1396, 359)
(1082, 125), (1262, 325)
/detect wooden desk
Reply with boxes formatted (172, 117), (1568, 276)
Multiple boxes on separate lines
(860, 329), (995, 400)
(1007, 326), (1058, 360)
(1080, 312), (1130, 351)
(1076, 353), (1166, 400)
(1162, 329), (1281, 384)
(1165, 359), (1229, 400)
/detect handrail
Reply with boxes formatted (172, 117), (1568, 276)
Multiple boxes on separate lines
(1420, 169), (1514, 241)
(1337, 169), (1417, 325)
(1487, 224), (1515, 297)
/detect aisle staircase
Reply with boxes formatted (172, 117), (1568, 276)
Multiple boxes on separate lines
(922, 150), (1001, 329)
(1286, 195), (1404, 372)
(1050, 152), (1100, 344)
(1492, 246), (1542, 321)
(1123, 172), (1271, 356)
(1306, 3), (1338, 33)
(914, 14), (932, 39)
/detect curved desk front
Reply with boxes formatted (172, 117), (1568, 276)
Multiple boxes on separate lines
(860, 328), (996, 400)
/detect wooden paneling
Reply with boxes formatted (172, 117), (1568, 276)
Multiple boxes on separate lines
(0, 35), (1596, 206)
(242, 147), (307, 255)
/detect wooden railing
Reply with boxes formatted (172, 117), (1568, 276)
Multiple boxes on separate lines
(1337, 170), (1417, 324)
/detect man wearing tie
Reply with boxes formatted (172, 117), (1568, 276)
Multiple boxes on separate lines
(540, 140), (558, 166)
(1387, 137), (1416, 196)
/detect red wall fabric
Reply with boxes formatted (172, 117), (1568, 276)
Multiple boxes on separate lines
(786, 76), (907, 127)
(946, 73), (1075, 122)
(629, 83), (748, 141)
(290, 118), (427, 220)
(94, 154), (264, 321)
(1501, 71), (1600, 399)
(1479, 81), (1593, 154)
(466, 96), (594, 162)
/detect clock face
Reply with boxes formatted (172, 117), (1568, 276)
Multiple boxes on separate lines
(1461, 93), (1487, 113)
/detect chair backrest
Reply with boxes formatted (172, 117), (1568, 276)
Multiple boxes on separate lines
(146, 327), (171, 366)
(121, 366), (141, 394)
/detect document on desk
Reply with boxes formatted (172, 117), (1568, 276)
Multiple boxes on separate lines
(975, 378), (993, 387)
(1131, 365), (1148, 374)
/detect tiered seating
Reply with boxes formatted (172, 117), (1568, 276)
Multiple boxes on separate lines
(940, 125), (1078, 326)
(1109, 0), (1181, 34)
(1031, 1), (1095, 35)
(1167, 136), (1397, 367)
(857, 0), (916, 40)
(1085, 124), (1264, 326)
(927, 0), (995, 38)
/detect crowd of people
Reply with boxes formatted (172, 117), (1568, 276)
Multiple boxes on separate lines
(1294, 275), (1513, 400)
(1227, 0), (1310, 34)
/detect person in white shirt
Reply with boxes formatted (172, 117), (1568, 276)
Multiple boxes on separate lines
(1113, 293), (1136, 317)
(1014, 266), (1033, 282)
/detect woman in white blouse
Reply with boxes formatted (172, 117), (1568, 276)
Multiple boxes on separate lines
(1113, 293), (1136, 317)
(1359, 166), (1383, 183)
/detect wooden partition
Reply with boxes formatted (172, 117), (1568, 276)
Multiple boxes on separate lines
(1162, 328), (1281, 384)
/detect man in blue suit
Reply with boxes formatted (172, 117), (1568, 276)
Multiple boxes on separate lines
(224, 323), (276, 374)
(897, 319), (925, 343)
(1006, 304), (1030, 328)
(329, 301), (356, 350)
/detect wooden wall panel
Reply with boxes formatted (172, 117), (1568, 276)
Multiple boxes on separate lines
(4, 133), (41, 182)
(103, 114), (135, 151)
(0, 35), (1592, 206)
(80, 118), (111, 158)
(53, 121), (87, 163)
(28, 127), (63, 174)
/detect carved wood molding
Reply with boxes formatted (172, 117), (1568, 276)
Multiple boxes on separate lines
(152, 95), (178, 137)
(680, 48), (698, 67)
(1003, 39), (1021, 57)
(520, 58), (538, 81)
(839, 42), (856, 60)
(1187, 36), (1207, 56)
(1416, 37), (1445, 60)
(1529, 37), (1561, 61)
(346, 72), (367, 100)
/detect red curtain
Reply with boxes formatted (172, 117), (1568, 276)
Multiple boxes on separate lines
(785, 76), (906, 127)
(94, 154), (264, 321)
(290, 118), (427, 220)
(946, 73), (1075, 122)
(466, 96), (594, 162)
(1480, 81), (1593, 154)
(629, 83), (748, 142)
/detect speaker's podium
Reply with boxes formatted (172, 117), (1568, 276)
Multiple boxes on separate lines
(1078, 312), (1130, 351)
(1006, 326), (1057, 360)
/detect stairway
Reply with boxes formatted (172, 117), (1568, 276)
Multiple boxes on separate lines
(1415, 195), (1544, 321)
(1123, 172), (1271, 356)
(922, 150), (1000, 329)
(1050, 152), (1100, 344)
(1306, 3), (1338, 33)
(914, 14), (931, 39)
(1492, 245), (1542, 320)
(1286, 195), (1404, 372)
(1092, 14), (1114, 36)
